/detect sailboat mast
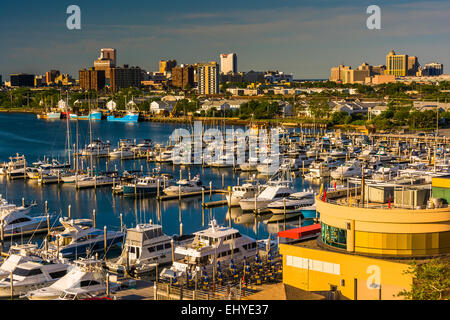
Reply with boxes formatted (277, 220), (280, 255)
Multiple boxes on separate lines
(66, 91), (71, 166)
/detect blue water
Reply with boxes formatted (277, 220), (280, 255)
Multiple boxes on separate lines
(0, 113), (322, 245)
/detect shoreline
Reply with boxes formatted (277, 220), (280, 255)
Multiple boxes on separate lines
(0, 108), (328, 128)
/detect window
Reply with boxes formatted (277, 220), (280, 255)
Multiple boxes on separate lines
(129, 246), (136, 254)
(80, 280), (100, 287)
(156, 245), (164, 251)
(164, 243), (171, 249)
(148, 247), (155, 253)
(9, 217), (31, 225)
(49, 270), (67, 279)
(13, 268), (42, 276)
(321, 223), (347, 249)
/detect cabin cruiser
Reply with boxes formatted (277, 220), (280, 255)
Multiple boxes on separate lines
(163, 175), (205, 196)
(132, 139), (153, 154)
(330, 160), (362, 179)
(109, 147), (135, 159)
(160, 219), (257, 281)
(0, 195), (35, 216)
(239, 157), (259, 172)
(0, 244), (44, 280)
(122, 175), (172, 196)
(305, 158), (341, 179)
(267, 191), (316, 217)
(25, 258), (119, 300)
(256, 156), (283, 175)
(73, 175), (115, 189)
(0, 204), (48, 235)
(80, 139), (111, 157)
(0, 154), (26, 178)
(155, 147), (174, 163)
(226, 181), (259, 207)
(0, 259), (69, 298)
(239, 176), (294, 212)
(106, 223), (194, 276)
(47, 218), (124, 259)
(209, 154), (236, 168)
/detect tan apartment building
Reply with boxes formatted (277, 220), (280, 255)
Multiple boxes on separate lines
(197, 62), (219, 95)
(79, 68), (105, 91)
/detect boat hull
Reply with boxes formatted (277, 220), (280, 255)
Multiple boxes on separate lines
(107, 114), (139, 123)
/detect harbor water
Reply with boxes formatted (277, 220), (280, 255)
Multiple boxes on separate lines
(0, 113), (321, 248)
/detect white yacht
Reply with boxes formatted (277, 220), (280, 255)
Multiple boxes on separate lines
(256, 156), (282, 175)
(25, 258), (118, 300)
(330, 160), (362, 179)
(239, 157), (259, 172)
(163, 175), (205, 196)
(81, 139), (111, 157)
(0, 244), (43, 280)
(225, 181), (260, 207)
(267, 191), (316, 215)
(0, 204), (48, 235)
(106, 223), (194, 276)
(0, 154), (27, 178)
(73, 175), (114, 189)
(160, 219), (257, 281)
(0, 260), (69, 298)
(239, 179), (294, 212)
(155, 147), (174, 162)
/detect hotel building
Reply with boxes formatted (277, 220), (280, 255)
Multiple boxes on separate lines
(220, 53), (237, 74)
(197, 62), (220, 95)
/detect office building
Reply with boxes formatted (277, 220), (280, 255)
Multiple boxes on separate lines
(385, 50), (408, 77)
(100, 48), (117, 66)
(110, 65), (141, 92)
(220, 53), (237, 74)
(10, 74), (35, 87)
(46, 70), (60, 85)
(171, 65), (195, 89)
(79, 68), (106, 91)
(330, 65), (352, 82)
(407, 56), (420, 76)
(159, 60), (177, 74)
(197, 62), (219, 95)
(422, 63), (444, 76)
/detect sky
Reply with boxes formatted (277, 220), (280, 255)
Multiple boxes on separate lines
(0, 0), (449, 80)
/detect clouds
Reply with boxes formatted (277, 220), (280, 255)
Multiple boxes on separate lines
(0, 0), (449, 79)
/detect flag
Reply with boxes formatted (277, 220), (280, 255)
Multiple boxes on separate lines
(322, 188), (327, 201)
(388, 195), (391, 209)
(319, 184), (323, 196)
(334, 182), (337, 191)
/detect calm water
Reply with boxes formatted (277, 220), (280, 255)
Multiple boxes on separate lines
(0, 113), (322, 246)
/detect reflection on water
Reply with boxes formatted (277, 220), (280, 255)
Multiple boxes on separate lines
(0, 114), (324, 242)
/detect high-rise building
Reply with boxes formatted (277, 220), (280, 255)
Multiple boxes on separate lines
(197, 62), (219, 95)
(159, 60), (177, 74)
(79, 68), (106, 91)
(100, 48), (117, 66)
(407, 56), (420, 76)
(45, 70), (60, 85)
(171, 65), (195, 89)
(422, 63), (444, 76)
(110, 65), (141, 92)
(330, 65), (352, 82)
(10, 74), (35, 87)
(385, 50), (408, 77)
(220, 53), (237, 74)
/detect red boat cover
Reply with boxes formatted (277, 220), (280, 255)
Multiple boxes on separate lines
(277, 223), (321, 240)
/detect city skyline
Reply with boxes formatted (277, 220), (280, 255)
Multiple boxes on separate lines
(1, 0), (449, 80)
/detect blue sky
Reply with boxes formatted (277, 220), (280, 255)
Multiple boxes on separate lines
(0, 0), (449, 80)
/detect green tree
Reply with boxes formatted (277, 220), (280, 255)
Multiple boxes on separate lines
(398, 259), (450, 300)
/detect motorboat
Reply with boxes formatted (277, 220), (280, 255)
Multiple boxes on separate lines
(160, 219), (257, 281)
(225, 181), (260, 207)
(0, 154), (27, 178)
(0, 204), (48, 235)
(122, 175), (171, 196)
(267, 191), (316, 217)
(330, 160), (362, 179)
(47, 218), (124, 259)
(239, 176), (294, 212)
(80, 139), (111, 157)
(0, 260), (69, 298)
(239, 157), (259, 172)
(73, 175), (115, 189)
(25, 258), (119, 300)
(0, 244), (44, 280)
(106, 223), (194, 276)
(163, 175), (205, 196)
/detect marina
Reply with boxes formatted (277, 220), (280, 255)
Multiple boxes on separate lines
(0, 112), (449, 300)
